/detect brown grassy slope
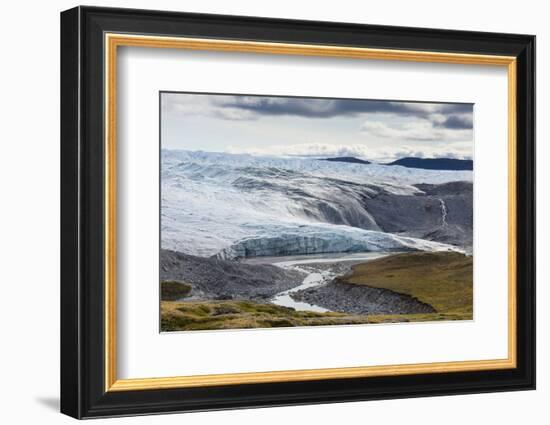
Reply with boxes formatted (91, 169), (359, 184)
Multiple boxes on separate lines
(161, 300), (376, 331)
(340, 251), (473, 317)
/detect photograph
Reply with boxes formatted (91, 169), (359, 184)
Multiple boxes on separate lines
(57, 4), (536, 419)
(159, 92), (474, 331)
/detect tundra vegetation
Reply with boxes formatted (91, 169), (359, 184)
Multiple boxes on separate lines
(161, 300), (374, 331)
(160, 251), (473, 331)
(336, 251), (473, 322)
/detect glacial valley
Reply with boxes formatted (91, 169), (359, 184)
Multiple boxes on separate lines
(160, 150), (474, 330)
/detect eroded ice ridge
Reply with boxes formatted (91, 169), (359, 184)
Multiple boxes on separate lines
(161, 149), (471, 258)
(216, 225), (459, 261)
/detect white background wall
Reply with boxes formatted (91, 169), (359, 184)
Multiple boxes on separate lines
(0, 0), (545, 423)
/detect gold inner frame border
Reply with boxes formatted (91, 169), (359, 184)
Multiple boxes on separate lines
(104, 33), (517, 392)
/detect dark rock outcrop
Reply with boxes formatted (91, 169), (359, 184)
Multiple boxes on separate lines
(361, 181), (473, 247)
(160, 249), (304, 300)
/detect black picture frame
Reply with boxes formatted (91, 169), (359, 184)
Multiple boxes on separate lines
(61, 5), (535, 419)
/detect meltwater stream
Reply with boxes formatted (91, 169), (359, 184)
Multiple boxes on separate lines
(438, 198), (448, 227)
(255, 252), (392, 313)
(270, 267), (333, 313)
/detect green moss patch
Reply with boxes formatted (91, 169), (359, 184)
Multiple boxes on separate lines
(160, 280), (192, 301)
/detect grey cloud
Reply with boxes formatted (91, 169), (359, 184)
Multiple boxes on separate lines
(434, 114), (473, 130)
(215, 96), (472, 129)
(164, 92), (473, 133)
(219, 96), (465, 118)
(439, 104), (474, 114)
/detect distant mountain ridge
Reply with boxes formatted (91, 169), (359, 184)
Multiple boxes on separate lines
(386, 157), (473, 171)
(319, 156), (371, 165)
(318, 156), (472, 171)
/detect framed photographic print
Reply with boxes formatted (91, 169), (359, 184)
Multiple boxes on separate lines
(60, 6), (536, 419)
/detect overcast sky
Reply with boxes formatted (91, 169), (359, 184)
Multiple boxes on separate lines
(161, 92), (473, 162)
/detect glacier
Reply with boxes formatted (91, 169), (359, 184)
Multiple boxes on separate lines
(161, 149), (472, 258)
(216, 225), (459, 261)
